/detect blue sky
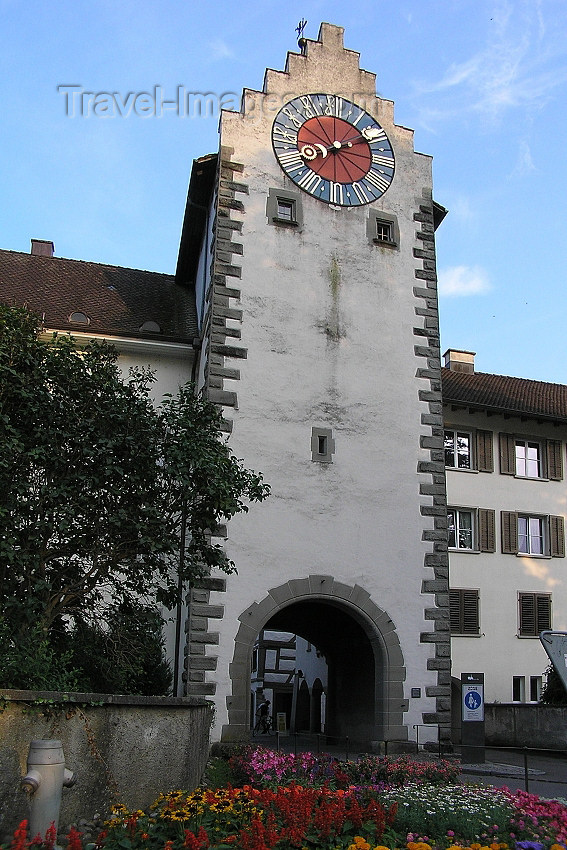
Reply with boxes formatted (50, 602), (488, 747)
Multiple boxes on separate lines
(2, 0), (567, 382)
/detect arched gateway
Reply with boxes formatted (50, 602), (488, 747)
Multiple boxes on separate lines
(224, 577), (406, 745)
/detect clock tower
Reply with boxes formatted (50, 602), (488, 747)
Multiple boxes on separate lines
(177, 23), (450, 749)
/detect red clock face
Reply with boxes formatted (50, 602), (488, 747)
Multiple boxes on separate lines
(297, 116), (372, 183)
(272, 94), (395, 207)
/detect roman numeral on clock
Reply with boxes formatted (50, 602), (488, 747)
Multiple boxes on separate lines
(364, 169), (391, 193)
(371, 154), (395, 168)
(278, 150), (304, 171)
(297, 170), (322, 194)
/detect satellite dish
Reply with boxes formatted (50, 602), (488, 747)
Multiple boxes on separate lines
(540, 631), (567, 690)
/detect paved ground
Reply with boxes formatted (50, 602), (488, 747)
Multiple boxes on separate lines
(459, 747), (567, 799)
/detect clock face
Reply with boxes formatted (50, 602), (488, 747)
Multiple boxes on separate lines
(271, 94), (395, 207)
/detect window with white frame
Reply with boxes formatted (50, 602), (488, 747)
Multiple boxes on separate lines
(512, 676), (525, 702)
(444, 429), (472, 470)
(375, 219), (394, 243)
(515, 440), (542, 478)
(448, 508), (474, 550)
(499, 433), (563, 480)
(501, 511), (565, 558)
(530, 675), (542, 702)
(518, 592), (551, 636)
(518, 515), (546, 555)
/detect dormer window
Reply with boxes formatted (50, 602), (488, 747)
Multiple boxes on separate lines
(69, 311), (89, 325)
(139, 321), (161, 333)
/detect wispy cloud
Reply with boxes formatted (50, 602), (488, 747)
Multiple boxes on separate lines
(438, 265), (491, 297)
(208, 39), (234, 61)
(412, 0), (567, 125)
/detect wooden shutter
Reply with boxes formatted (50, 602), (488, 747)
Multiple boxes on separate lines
(519, 593), (551, 635)
(536, 594), (552, 632)
(550, 515), (565, 558)
(476, 430), (494, 473)
(519, 594), (536, 635)
(499, 433), (516, 475)
(478, 508), (496, 552)
(546, 440), (563, 481)
(450, 589), (479, 634)
(501, 511), (518, 554)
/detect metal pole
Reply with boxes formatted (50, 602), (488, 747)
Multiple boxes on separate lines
(414, 724), (419, 754)
(276, 731), (280, 752)
(294, 732), (297, 756)
(317, 733), (321, 753)
(345, 736), (349, 761)
(523, 748), (529, 792)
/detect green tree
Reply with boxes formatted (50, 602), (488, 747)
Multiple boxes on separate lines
(540, 663), (567, 705)
(0, 305), (269, 688)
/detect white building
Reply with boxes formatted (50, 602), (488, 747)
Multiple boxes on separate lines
(443, 349), (567, 713)
(176, 23), (450, 748)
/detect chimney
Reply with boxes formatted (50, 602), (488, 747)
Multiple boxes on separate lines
(31, 239), (54, 257)
(443, 349), (475, 373)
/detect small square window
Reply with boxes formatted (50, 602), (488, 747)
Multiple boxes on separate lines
(267, 188), (302, 227)
(311, 426), (334, 463)
(276, 199), (295, 222)
(376, 220), (394, 242)
(366, 212), (399, 247)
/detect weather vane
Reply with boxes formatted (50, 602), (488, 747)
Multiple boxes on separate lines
(296, 19), (308, 54)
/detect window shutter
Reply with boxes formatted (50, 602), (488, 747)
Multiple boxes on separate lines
(450, 589), (479, 634)
(478, 509), (496, 552)
(550, 515), (565, 558)
(546, 440), (563, 481)
(499, 433), (516, 475)
(519, 594), (536, 636)
(449, 590), (461, 633)
(537, 595), (552, 632)
(476, 430), (494, 473)
(501, 511), (518, 554)
(462, 590), (480, 634)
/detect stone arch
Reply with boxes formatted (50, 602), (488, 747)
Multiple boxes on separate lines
(223, 575), (406, 743)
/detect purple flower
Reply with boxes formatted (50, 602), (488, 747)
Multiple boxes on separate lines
(515, 843), (544, 850)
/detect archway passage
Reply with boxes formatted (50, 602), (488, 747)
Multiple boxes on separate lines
(266, 600), (378, 745)
(227, 576), (407, 746)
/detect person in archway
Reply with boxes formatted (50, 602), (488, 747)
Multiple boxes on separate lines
(254, 699), (271, 734)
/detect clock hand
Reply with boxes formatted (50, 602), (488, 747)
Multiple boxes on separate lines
(298, 127), (381, 160)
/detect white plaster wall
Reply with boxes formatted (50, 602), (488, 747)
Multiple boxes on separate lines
(445, 408), (567, 702)
(206, 27), (443, 740)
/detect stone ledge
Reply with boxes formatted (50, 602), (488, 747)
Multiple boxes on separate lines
(0, 688), (209, 706)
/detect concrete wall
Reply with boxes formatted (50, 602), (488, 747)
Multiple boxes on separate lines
(485, 703), (567, 750)
(0, 690), (211, 840)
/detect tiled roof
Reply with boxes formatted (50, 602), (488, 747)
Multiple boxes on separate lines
(0, 249), (197, 342)
(442, 368), (567, 422)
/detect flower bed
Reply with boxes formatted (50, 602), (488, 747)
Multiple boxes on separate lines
(4, 749), (567, 850)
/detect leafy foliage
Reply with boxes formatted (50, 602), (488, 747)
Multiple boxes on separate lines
(540, 664), (567, 706)
(0, 305), (269, 690)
